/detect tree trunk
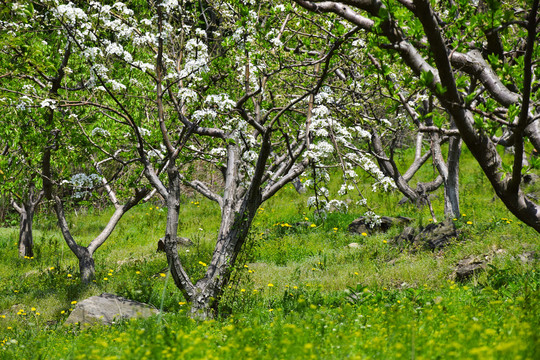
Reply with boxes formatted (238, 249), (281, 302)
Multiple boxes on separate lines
(444, 134), (461, 217)
(189, 200), (259, 319)
(78, 248), (96, 284)
(12, 184), (42, 259)
(17, 204), (34, 258)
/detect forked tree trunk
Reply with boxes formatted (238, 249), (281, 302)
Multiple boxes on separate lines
(12, 184), (43, 258)
(160, 144), (266, 319)
(54, 189), (146, 283)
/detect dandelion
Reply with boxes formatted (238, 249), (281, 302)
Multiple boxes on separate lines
(293, 286), (298, 289)
(248, 270), (254, 273)
(467, 221), (473, 225)
(35, 313), (40, 316)
(354, 272), (359, 275)
(333, 227), (338, 231)
(156, 206), (159, 209)
(244, 265), (249, 268)
(49, 267), (55, 270)
(178, 302), (186, 306)
(310, 224), (316, 228)
(0, 315), (5, 319)
(61, 310), (65, 315)
(269, 309), (273, 312)
(104, 277), (109, 280)
(462, 213), (466, 216)
(31, 307), (36, 312)
(67, 274), (72, 278)
(268, 283), (274, 287)
(241, 289), (246, 292)
(383, 240), (387, 243)
(71, 301), (77, 305)
(159, 273), (166, 277)
(361, 232), (367, 236)
(136, 271), (141, 275)
(453, 218), (457, 221)
(311, 268), (316, 271)
(199, 261), (207, 267)
(13, 290), (18, 293)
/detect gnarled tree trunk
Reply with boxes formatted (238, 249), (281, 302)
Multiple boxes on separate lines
(11, 183), (43, 258)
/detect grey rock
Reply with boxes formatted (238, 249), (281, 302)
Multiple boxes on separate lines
(455, 256), (487, 281)
(518, 251), (538, 263)
(157, 237), (193, 252)
(348, 216), (413, 235)
(392, 219), (458, 251)
(64, 293), (159, 326)
(412, 219), (458, 250)
(391, 226), (417, 246)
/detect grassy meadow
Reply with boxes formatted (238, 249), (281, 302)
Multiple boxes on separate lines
(0, 146), (539, 359)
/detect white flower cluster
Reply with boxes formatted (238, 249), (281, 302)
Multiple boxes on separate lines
(178, 88), (198, 103)
(108, 79), (126, 91)
(54, 3), (88, 24)
(193, 109), (216, 121)
(304, 141), (334, 162)
(132, 61), (154, 73)
(363, 211), (382, 229)
(205, 94), (236, 112)
(138, 127), (151, 137)
(22, 84), (35, 93)
(160, 0), (179, 13)
(91, 127), (110, 137)
(266, 28), (283, 47)
(68, 173), (102, 199)
(242, 150), (258, 162)
(40, 99), (57, 110)
(179, 39), (209, 81)
(210, 147), (226, 157)
(16, 96), (33, 111)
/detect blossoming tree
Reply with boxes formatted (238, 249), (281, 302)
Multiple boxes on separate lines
(294, 0), (540, 231)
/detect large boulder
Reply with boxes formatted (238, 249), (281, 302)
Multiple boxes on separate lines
(64, 293), (159, 326)
(348, 216), (412, 235)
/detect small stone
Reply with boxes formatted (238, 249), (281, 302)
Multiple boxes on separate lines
(347, 242), (361, 249)
(455, 256), (486, 281)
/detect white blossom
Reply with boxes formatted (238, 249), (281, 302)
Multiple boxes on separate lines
(91, 127), (110, 137)
(40, 99), (57, 110)
(193, 109), (216, 121)
(178, 88), (198, 103)
(205, 94), (236, 111)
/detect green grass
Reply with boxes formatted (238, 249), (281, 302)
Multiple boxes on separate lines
(1, 147), (539, 359)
